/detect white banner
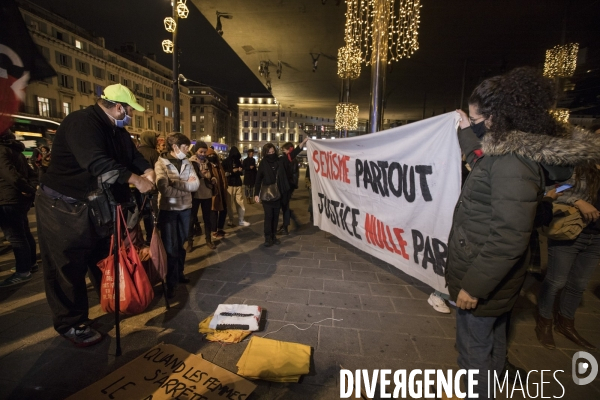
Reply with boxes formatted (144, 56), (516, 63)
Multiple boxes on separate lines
(307, 112), (462, 293)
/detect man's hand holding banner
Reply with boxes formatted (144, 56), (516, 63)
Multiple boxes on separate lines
(307, 112), (462, 294)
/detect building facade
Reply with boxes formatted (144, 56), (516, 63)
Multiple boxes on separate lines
(237, 97), (336, 158)
(186, 85), (237, 146)
(17, 0), (192, 139)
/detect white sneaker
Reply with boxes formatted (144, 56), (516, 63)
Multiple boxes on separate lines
(428, 292), (451, 314)
(238, 220), (251, 227)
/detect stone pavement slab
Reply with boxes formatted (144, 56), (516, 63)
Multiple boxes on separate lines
(0, 183), (599, 399)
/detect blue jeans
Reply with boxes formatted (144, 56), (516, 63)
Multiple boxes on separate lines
(0, 203), (36, 274)
(538, 233), (600, 319)
(456, 309), (508, 400)
(158, 209), (191, 289)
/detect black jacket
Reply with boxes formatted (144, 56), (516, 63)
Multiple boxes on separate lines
(254, 157), (290, 203)
(280, 146), (302, 189)
(222, 146), (243, 187)
(41, 104), (151, 202)
(0, 136), (37, 206)
(446, 126), (600, 317)
(242, 156), (257, 186)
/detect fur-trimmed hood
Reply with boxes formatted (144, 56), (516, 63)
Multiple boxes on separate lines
(482, 127), (600, 166)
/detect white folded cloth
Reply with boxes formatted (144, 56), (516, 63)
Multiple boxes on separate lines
(209, 304), (262, 331)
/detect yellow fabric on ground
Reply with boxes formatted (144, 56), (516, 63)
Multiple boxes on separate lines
(236, 336), (311, 382)
(198, 316), (251, 343)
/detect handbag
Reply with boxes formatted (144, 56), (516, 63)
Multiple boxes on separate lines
(147, 223), (168, 285)
(260, 165), (281, 202)
(540, 203), (584, 240)
(98, 205), (154, 315)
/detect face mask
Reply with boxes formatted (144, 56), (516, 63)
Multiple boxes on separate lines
(197, 154), (207, 161)
(470, 120), (487, 139)
(265, 153), (278, 162)
(208, 156), (218, 163)
(113, 107), (131, 128)
(174, 145), (187, 160)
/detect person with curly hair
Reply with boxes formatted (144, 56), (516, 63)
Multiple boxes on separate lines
(536, 161), (600, 350)
(447, 67), (600, 398)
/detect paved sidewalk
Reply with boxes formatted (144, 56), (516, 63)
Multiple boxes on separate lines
(0, 180), (599, 399)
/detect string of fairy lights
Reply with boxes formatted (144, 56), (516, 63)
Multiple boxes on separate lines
(337, 45), (362, 80)
(335, 103), (360, 131)
(335, 0), (421, 132)
(543, 42), (579, 123)
(344, 0), (421, 66)
(161, 0), (189, 54)
(544, 43), (579, 78)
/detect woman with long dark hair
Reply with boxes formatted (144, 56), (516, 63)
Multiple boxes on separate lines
(536, 162), (600, 350)
(206, 148), (228, 240)
(448, 67), (600, 397)
(254, 143), (289, 247)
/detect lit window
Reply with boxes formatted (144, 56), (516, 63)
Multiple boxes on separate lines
(75, 40), (82, 49)
(164, 107), (169, 117)
(192, 115), (196, 122)
(38, 97), (50, 117)
(63, 102), (71, 116)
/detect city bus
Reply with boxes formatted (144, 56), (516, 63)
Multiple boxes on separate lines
(10, 114), (60, 158)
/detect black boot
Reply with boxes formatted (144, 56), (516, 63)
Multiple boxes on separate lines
(272, 235), (281, 245)
(555, 312), (597, 350)
(264, 237), (273, 247)
(535, 312), (556, 350)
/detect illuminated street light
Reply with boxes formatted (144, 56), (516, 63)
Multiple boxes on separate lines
(164, 17), (176, 32)
(162, 40), (174, 53)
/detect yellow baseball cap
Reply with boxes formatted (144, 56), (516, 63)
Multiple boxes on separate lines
(101, 84), (145, 111)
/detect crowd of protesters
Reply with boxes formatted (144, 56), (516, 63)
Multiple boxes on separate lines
(0, 69), (599, 398)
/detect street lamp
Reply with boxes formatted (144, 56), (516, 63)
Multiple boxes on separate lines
(162, 0), (189, 133)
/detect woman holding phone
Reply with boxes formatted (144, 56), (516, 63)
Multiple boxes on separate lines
(536, 162), (600, 350)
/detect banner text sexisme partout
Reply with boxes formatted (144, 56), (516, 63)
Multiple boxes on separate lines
(311, 149), (447, 277)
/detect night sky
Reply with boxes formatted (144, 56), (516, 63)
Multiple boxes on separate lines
(27, 0), (267, 109)
(27, 0), (600, 118)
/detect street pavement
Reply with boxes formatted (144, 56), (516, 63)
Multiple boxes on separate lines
(1, 177), (599, 399)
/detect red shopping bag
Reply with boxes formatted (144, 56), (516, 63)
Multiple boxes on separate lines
(98, 205), (154, 315)
(147, 224), (168, 285)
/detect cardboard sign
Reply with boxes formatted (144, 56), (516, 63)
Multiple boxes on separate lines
(308, 113), (462, 293)
(67, 344), (256, 400)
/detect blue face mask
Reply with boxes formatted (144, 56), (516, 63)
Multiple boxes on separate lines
(114, 110), (132, 128)
(198, 155), (207, 161)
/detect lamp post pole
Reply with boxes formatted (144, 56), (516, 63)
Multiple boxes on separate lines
(368, 0), (388, 134)
(172, 2), (180, 132)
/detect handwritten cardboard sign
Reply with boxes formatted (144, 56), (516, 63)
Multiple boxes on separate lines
(66, 343), (256, 400)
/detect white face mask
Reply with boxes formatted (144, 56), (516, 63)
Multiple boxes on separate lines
(174, 145), (187, 160)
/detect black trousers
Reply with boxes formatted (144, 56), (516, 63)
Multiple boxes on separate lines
(188, 197), (212, 240)
(262, 201), (281, 239)
(35, 189), (107, 334)
(281, 189), (297, 228)
(211, 209), (227, 232)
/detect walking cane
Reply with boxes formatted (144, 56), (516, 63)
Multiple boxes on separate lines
(99, 171), (122, 356)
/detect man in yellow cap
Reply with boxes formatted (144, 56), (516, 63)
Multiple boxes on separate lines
(36, 84), (155, 347)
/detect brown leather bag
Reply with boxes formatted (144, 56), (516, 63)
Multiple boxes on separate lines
(540, 203), (584, 240)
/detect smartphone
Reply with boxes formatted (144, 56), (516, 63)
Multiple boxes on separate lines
(555, 184), (573, 193)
